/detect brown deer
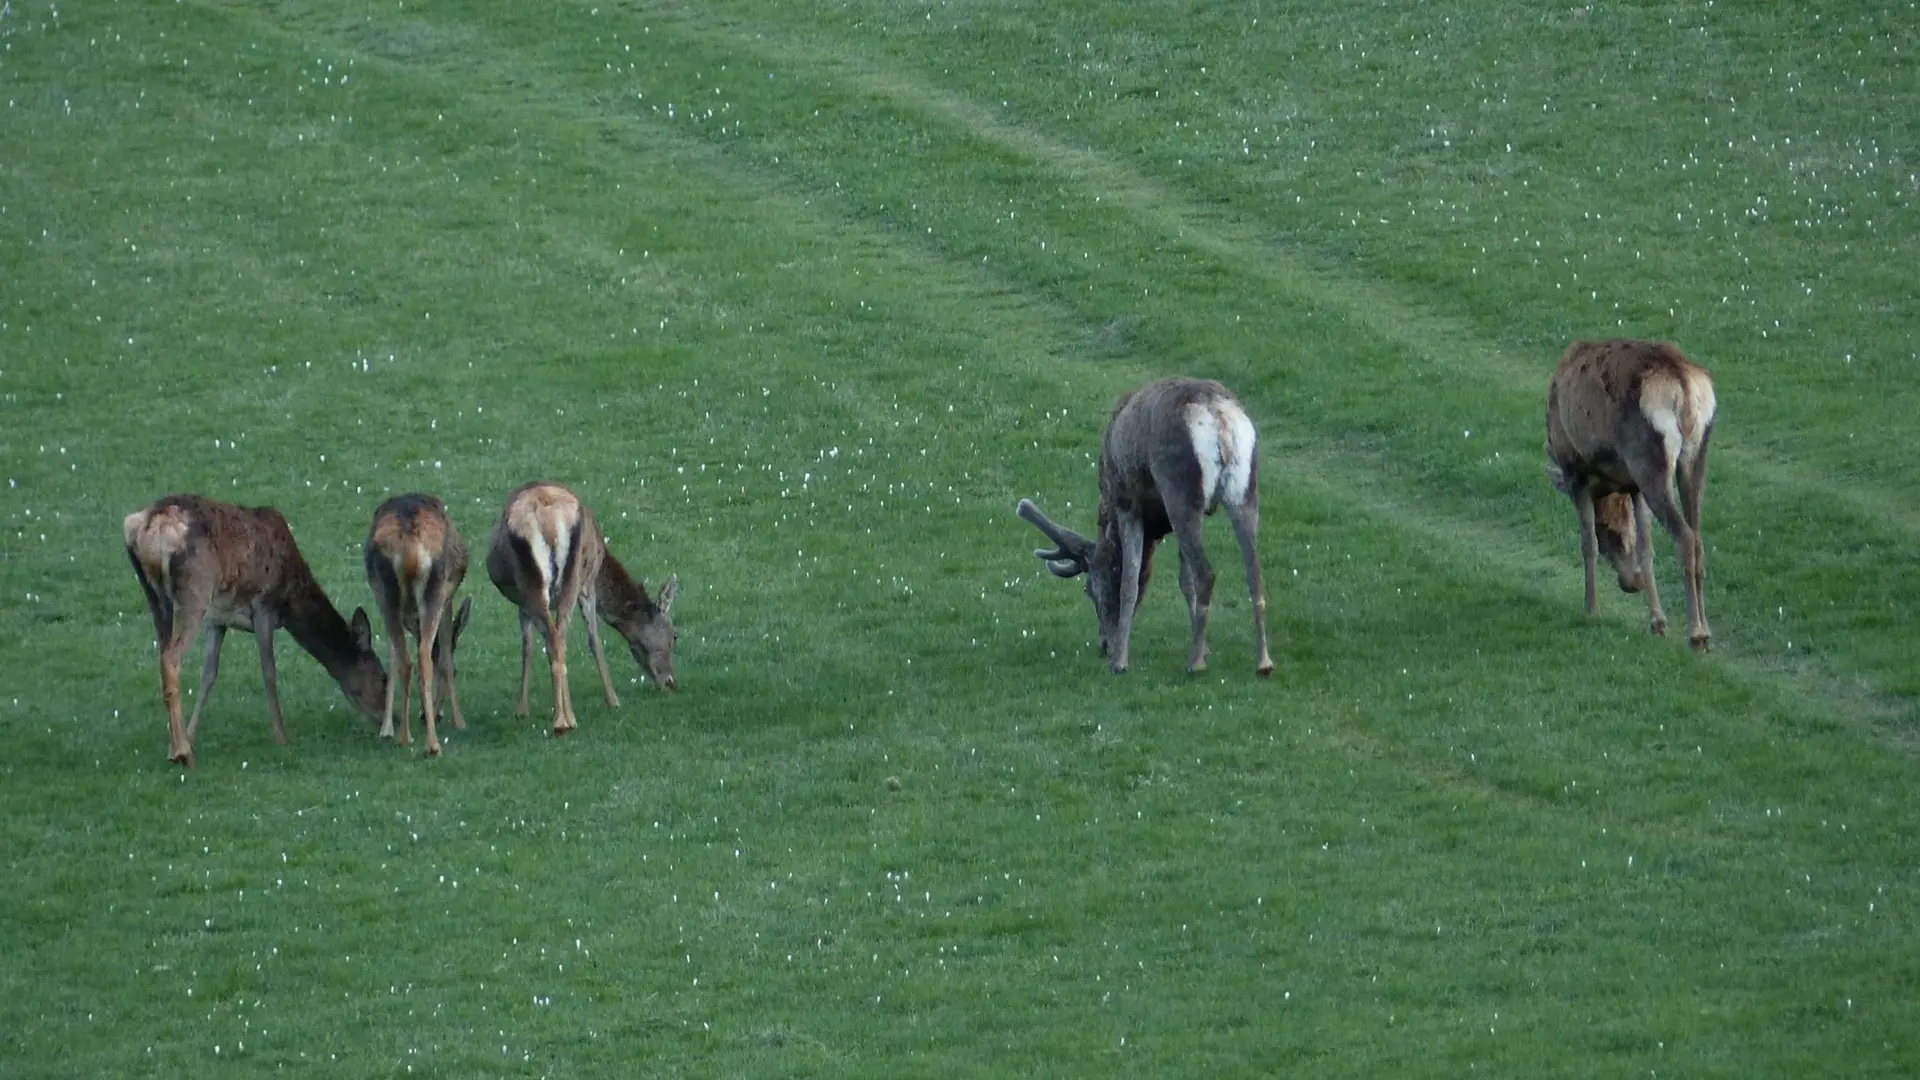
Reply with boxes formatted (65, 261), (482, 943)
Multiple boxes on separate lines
(485, 482), (679, 735)
(1545, 338), (1717, 650)
(364, 493), (473, 757)
(123, 493), (387, 767)
(1017, 377), (1274, 676)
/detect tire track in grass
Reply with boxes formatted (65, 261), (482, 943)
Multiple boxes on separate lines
(264, 1), (1912, 739)
(626, 6), (1920, 544)
(535, 6), (1914, 736)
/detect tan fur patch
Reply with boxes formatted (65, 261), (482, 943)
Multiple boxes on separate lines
(507, 486), (580, 532)
(370, 513), (446, 585)
(1682, 367), (1717, 443)
(126, 504), (192, 587)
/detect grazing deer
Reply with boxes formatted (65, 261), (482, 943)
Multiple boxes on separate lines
(364, 493), (473, 757)
(485, 482), (680, 735)
(1018, 377), (1274, 676)
(1545, 338), (1717, 650)
(123, 494), (387, 767)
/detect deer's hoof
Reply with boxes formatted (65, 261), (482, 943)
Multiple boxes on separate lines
(552, 721), (575, 737)
(1689, 634), (1712, 653)
(1256, 663), (1275, 678)
(426, 742), (442, 758)
(170, 748), (195, 769)
(1649, 619), (1669, 637)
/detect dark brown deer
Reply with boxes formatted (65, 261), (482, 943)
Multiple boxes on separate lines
(364, 493), (473, 757)
(1546, 338), (1717, 650)
(1018, 377), (1273, 676)
(123, 493), (387, 767)
(485, 482), (679, 735)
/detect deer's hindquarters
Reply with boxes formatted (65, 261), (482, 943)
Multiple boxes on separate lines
(1182, 399), (1257, 511)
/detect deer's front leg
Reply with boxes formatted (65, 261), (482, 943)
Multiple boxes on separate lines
(1111, 516), (1146, 674)
(186, 623), (227, 742)
(1631, 492), (1668, 638)
(251, 619), (289, 745)
(516, 611), (537, 717)
(579, 590), (621, 708)
(442, 656), (467, 731)
(1573, 488), (1601, 616)
(1171, 519), (1214, 674)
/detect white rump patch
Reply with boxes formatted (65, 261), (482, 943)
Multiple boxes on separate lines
(410, 545), (435, 607)
(1682, 369), (1717, 458)
(545, 518), (572, 606)
(1186, 399), (1257, 509)
(526, 528), (555, 600)
(1646, 403), (1684, 474)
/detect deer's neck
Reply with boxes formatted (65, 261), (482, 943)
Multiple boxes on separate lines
(279, 571), (363, 677)
(596, 551), (655, 621)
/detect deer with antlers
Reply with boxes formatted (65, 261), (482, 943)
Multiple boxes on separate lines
(123, 494), (388, 767)
(1018, 377), (1274, 676)
(485, 482), (679, 735)
(1546, 338), (1717, 650)
(364, 493), (473, 757)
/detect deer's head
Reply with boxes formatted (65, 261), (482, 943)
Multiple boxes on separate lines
(341, 606), (390, 722)
(428, 596), (474, 708)
(607, 574), (680, 690)
(1017, 499), (1133, 663)
(1592, 493), (1648, 594)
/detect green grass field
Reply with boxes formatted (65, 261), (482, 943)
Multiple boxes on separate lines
(3, 0), (1915, 1074)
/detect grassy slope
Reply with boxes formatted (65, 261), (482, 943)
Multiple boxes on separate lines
(0, 0), (1914, 1076)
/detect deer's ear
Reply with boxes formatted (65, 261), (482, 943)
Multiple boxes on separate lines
(450, 596), (473, 647)
(657, 574), (678, 616)
(350, 607), (374, 651)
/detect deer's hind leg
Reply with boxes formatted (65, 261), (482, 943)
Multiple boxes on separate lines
(1677, 438), (1713, 651)
(158, 596), (212, 768)
(370, 580), (411, 743)
(1223, 497), (1273, 677)
(130, 555), (197, 767)
(544, 604), (578, 735)
(416, 578), (454, 757)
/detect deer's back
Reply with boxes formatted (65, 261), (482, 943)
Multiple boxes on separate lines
(125, 494), (318, 623)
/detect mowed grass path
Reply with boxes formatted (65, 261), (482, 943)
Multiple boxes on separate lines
(1, 1), (1914, 1076)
